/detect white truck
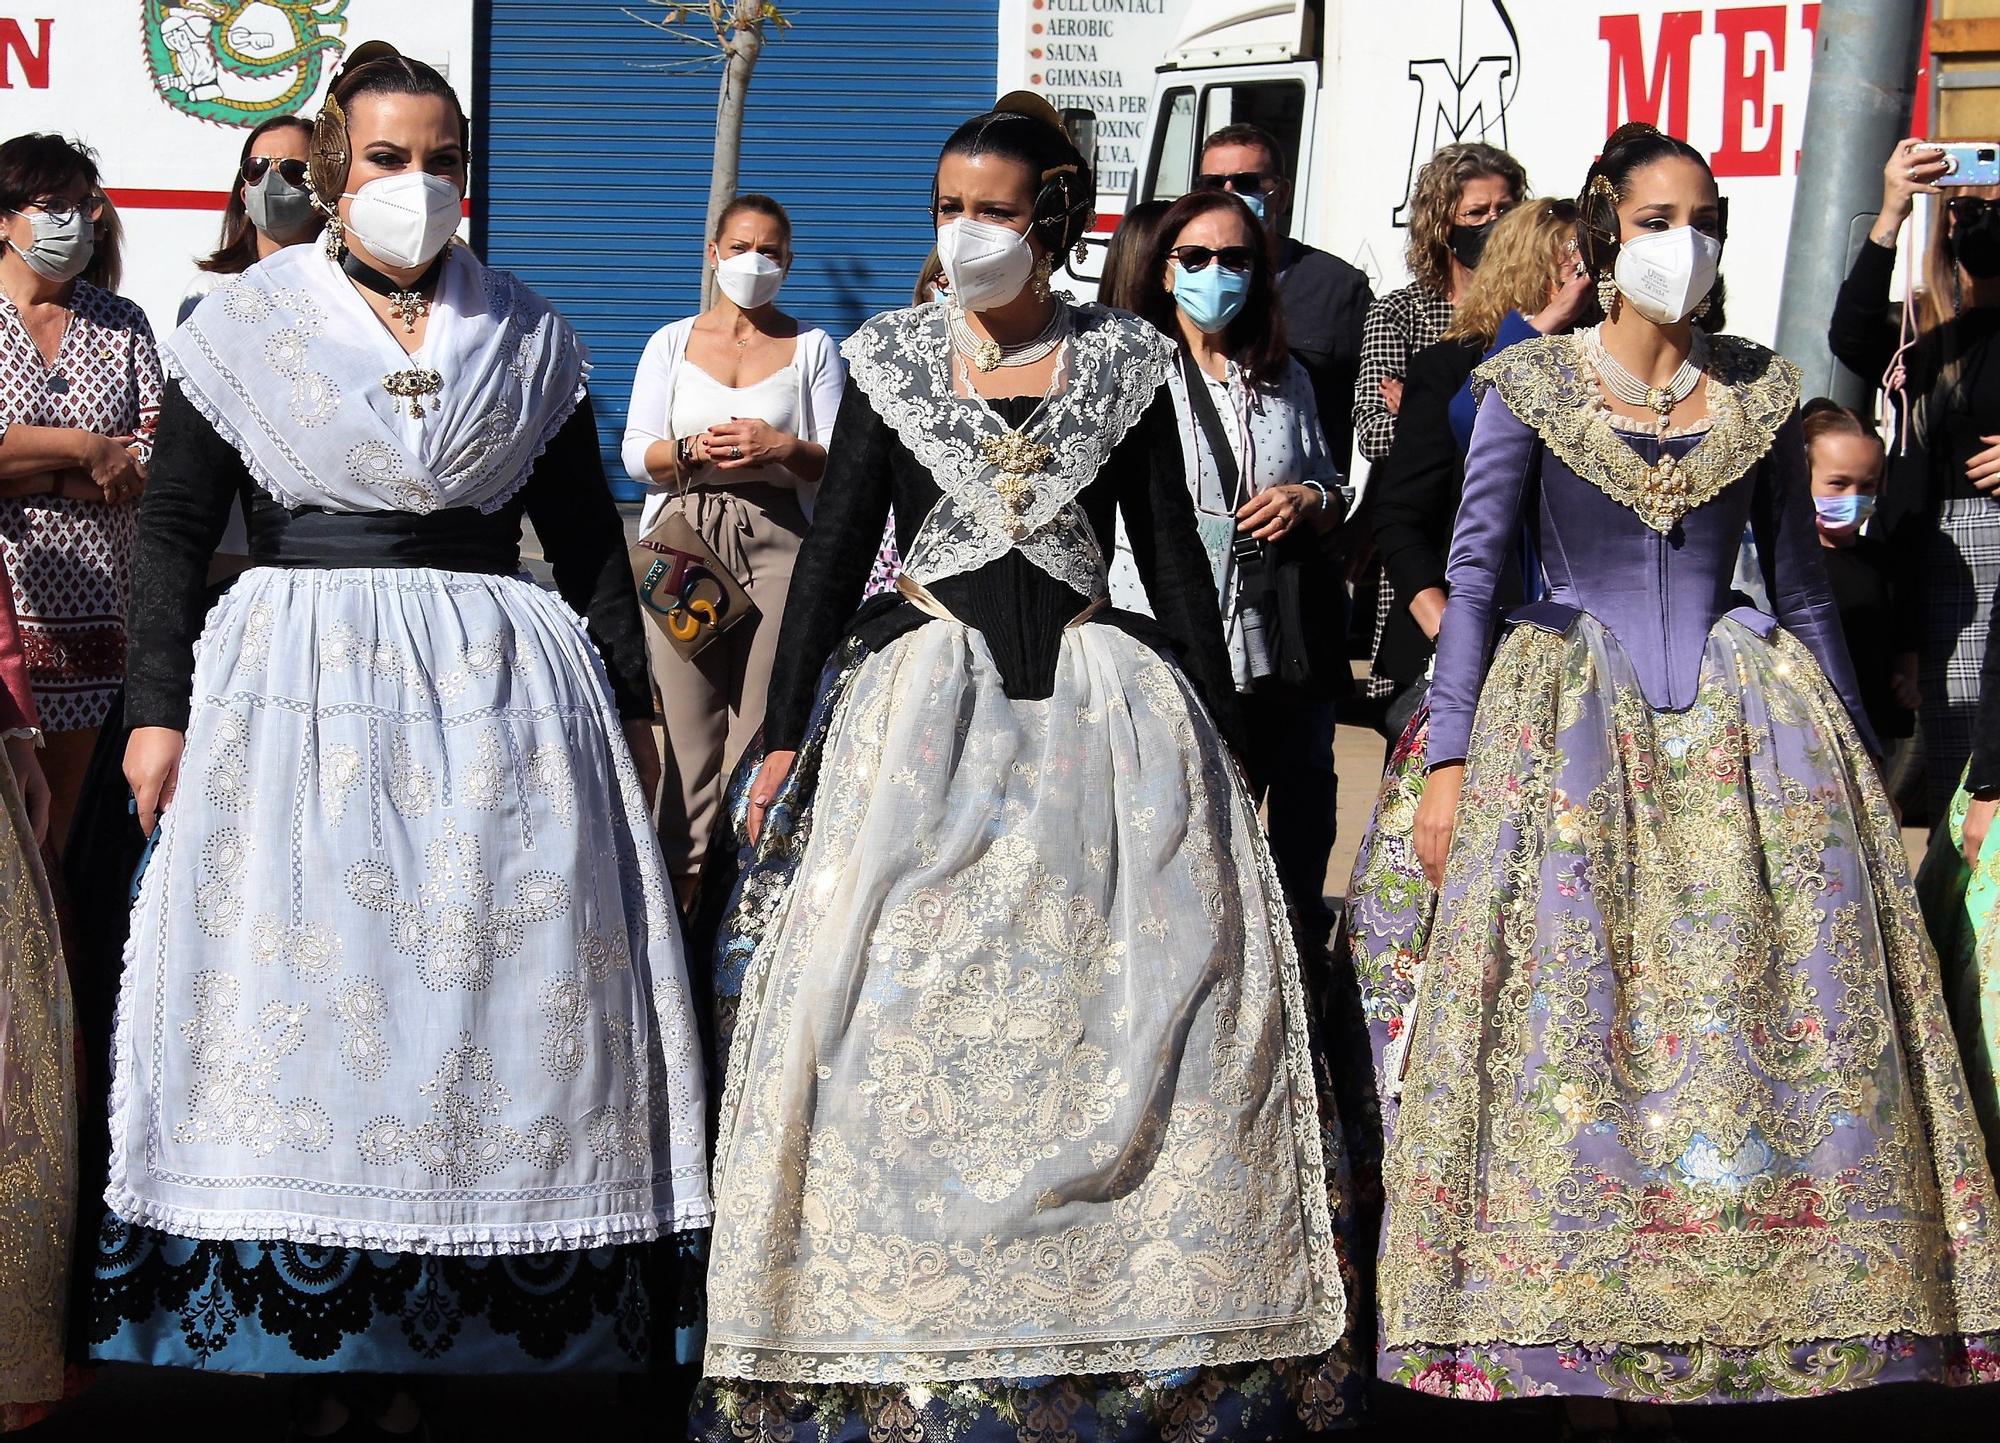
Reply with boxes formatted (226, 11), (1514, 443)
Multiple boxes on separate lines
(1014, 0), (1839, 358)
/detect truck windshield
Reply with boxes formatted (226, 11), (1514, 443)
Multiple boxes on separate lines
(1146, 79), (1306, 203)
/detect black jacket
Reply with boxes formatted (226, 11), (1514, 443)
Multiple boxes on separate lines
(1362, 334), (1484, 688)
(1279, 239), (1373, 467)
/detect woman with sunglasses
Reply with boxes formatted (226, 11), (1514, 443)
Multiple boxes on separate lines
(0, 133), (159, 856)
(1384, 122), (2000, 1412)
(1831, 140), (2000, 822)
(1126, 188), (1347, 953)
(178, 118), (323, 326)
(697, 94), (1361, 1441)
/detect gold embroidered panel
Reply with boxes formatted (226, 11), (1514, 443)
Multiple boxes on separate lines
(1381, 614), (2000, 1349)
(1472, 333), (1801, 533)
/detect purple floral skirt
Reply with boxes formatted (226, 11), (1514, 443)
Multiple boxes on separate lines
(1371, 612), (2000, 1402)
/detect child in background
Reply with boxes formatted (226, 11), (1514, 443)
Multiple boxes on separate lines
(1803, 398), (1920, 747)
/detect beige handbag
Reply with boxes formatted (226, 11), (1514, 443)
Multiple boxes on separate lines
(631, 506), (757, 661)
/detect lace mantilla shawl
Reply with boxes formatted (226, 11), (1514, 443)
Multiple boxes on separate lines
(1472, 332), (1800, 533)
(167, 244), (586, 517)
(841, 301), (1175, 597)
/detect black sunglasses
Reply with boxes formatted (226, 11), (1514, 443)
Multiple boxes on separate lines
(1949, 197), (2000, 224)
(1170, 244), (1258, 274)
(1194, 171), (1272, 194)
(242, 156), (310, 188)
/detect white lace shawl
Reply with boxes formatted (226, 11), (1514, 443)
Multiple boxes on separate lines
(167, 244), (586, 516)
(840, 301), (1174, 598)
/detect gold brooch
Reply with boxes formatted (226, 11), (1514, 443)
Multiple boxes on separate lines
(980, 430), (1053, 534)
(382, 366), (444, 419)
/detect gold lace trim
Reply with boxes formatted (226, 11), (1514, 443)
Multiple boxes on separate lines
(1380, 619), (2000, 1349)
(1472, 333), (1800, 533)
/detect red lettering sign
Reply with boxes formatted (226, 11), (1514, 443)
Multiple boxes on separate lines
(0, 17), (51, 90)
(1711, 6), (1788, 176)
(1600, 9), (1704, 139)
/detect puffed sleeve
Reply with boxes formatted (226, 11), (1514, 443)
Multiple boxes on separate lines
(1752, 411), (1882, 756)
(1117, 387), (1243, 747)
(1425, 389), (1540, 766)
(620, 324), (677, 486)
(762, 376), (895, 750)
(802, 330), (846, 448)
(0, 556), (38, 736)
(125, 381), (254, 730)
(521, 395), (653, 720)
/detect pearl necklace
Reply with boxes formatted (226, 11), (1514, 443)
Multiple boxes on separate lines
(948, 301), (1070, 373)
(1581, 325), (1712, 525)
(1586, 325), (1708, 424)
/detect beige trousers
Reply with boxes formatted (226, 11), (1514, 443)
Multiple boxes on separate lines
(645, 482), (808, 879)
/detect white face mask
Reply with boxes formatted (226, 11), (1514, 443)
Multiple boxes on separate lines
(342, 172), (462, 270)
(1612, 225), (1721, 325)
(714, 249), (785, 309)
(7, 207), (94, 283)
(936, 215), (1035, 312)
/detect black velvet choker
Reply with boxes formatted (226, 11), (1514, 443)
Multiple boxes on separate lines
(341, 248), (447, 332)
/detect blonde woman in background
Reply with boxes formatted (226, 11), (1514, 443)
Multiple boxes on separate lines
(622, 194), (843, 907)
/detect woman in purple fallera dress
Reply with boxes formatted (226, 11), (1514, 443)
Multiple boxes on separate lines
(1375, 125), (2000, 1405)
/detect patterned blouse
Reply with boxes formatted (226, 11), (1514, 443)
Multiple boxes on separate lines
(0, 281), (161, 731)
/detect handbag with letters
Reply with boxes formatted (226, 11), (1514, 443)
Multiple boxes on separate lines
(630, 508), (757, 661)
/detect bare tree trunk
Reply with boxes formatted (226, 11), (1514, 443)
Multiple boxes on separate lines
(701, 0), (766, 309)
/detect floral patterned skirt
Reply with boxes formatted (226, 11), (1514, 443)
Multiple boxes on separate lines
(1343, 699), (1435, 1145)
(0, 751), (73, 1417)
(691, 619), (1365, 1437)
(1378, 612), (2000, 1403)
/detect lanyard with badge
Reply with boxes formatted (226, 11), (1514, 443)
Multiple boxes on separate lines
(1179, 348), (1254, 601)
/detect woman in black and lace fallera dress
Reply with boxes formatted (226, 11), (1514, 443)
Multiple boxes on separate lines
(690, 95), (1364, 1441)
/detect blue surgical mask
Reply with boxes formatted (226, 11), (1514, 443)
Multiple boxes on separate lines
(1814, 493), (1876, 528)
(1172, 260), (1250, 334)
(1237, 189), (1267, 222)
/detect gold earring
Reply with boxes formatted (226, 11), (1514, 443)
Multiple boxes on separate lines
(1596, 273), (1619, 315)
(1692, 295), (1711, 320)
(321, 213), (346, 261)
(1074, 238), (1088, 265)
(1030, 255), (1054, 301)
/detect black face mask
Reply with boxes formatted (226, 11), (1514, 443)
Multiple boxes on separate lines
(1448, 219), (1497, 270)
(1953, 202), (2000, 280)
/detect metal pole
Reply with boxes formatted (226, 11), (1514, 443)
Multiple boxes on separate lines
(1775, 0), (1927, 407)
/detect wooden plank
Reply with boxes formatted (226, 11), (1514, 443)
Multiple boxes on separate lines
(1933, 17), (2000, 54)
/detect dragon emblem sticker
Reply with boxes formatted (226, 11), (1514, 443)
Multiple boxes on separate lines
(142, 1), (349, 128)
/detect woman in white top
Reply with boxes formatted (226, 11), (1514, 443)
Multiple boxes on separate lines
(622, 194), (843, 903)
(1123, 188), (1348, 946)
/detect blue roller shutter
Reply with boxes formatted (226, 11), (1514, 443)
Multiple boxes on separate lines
(478, 0), (999, 497)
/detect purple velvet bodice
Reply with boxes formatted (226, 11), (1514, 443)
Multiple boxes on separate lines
(1427, 383), (1877, 765)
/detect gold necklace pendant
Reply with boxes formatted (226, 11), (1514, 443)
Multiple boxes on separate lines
(971, 337), (1003, 372)
(387, 289), (428, 334)
(382, 366), (444, 419)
